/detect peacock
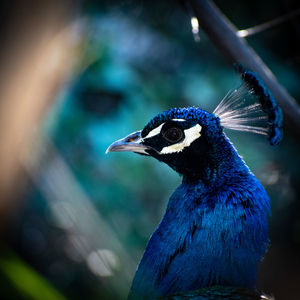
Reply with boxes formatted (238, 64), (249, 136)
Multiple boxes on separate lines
(106, 66), (283, 300)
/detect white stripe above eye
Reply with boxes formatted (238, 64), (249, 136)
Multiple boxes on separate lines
(160, 124), (202, 154)
(144, 119), (187, 140)
(171, 118), (186, 122)
(144, 123), (165, 139)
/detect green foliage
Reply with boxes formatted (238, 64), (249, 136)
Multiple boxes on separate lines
(0, 250), (67, 300)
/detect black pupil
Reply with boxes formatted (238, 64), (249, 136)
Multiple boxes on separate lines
(163, 127), (183, 143)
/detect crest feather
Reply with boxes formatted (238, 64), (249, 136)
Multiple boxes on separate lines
(213, 65), (283, 146)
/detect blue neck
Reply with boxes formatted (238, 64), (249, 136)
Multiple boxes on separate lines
(128, 137), (270, 299)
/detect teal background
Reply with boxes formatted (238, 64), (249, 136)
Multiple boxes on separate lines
(2, 1), (300, 300)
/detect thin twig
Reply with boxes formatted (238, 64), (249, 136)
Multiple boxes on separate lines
(237, 8), (300, 37)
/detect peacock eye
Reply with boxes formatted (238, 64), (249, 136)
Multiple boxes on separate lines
(163, 127), (184, 143)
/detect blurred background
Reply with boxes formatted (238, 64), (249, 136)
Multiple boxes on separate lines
(0, 0), (299, 299)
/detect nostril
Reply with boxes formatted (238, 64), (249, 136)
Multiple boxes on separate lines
(124, 131), (142, 143)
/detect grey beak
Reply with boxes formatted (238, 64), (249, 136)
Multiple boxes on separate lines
(106, 130), (150, 155)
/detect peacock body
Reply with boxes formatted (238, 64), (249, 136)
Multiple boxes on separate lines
(107, 66), (282, 300)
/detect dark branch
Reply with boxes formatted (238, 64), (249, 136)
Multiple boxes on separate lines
(189, 0), (300, 135)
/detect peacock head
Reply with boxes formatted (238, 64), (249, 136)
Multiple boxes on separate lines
(106, 66), (283, 178)
(106, 107), (225, 177)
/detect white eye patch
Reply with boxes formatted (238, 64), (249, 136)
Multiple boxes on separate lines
(160, 124), (202, 154)
(144, 119), (186, 140)
(144, 120), (202, 154)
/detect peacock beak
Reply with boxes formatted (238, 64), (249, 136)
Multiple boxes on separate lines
(106, 130), (150, 155)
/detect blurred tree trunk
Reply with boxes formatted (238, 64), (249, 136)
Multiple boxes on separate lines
(0, 1), (78, 231)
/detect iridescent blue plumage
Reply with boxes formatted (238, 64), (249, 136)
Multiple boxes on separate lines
(106, 68), (282, 300)
(128, 108), (270, 299)
(160, 285), (270, 299)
